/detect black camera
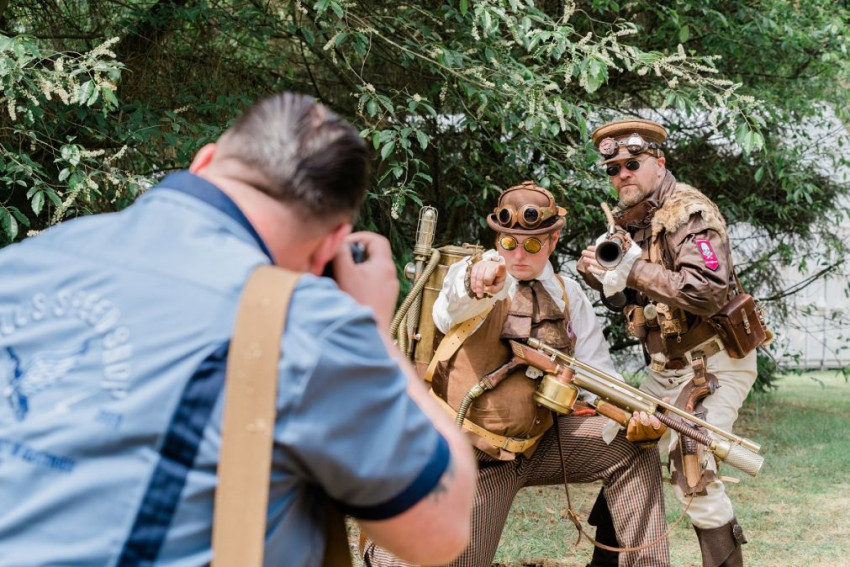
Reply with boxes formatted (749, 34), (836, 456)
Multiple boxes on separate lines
(322, 242), (367, 279)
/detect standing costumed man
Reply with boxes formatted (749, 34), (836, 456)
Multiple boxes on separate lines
(577, 118), (759, 567)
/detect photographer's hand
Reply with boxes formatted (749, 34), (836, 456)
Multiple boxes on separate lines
(332, 231), (399, 330)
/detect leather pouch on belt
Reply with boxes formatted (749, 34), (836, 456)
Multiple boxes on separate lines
(624, 304), (647, 339)
(656, 303), (687, 339)
(710, 293), (766, 359)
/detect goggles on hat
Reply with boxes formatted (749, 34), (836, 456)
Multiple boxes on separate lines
(598, 133), (661, 160)
(493, 203), (559, 230)
(498, 235), (547, 254)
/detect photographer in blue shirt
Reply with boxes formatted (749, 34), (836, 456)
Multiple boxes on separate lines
(0, 92), (476, 567)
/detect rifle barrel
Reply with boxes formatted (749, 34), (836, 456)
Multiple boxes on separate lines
(526, 338), (761, 455)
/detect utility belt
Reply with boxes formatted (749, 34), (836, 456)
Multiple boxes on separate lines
(429, 389), (545, 454)
(648, 332), (725, 373)
(625, 303), (724, 371)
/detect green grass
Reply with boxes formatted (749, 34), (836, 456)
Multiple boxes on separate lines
(491, 371), (850, 567)
(349, 371), (850, 566)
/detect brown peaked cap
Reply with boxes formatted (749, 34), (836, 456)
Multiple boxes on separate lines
(591, 118), (668, 165)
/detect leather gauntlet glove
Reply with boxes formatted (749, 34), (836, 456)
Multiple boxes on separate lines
(626, 412), (667, 447)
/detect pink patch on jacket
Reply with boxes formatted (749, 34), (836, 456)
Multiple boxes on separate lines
(694, 239), (720, 271)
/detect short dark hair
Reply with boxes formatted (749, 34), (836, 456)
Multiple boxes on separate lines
(217, 92), (369, 220)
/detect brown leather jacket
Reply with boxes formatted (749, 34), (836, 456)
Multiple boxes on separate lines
(581, 171), (735, 358)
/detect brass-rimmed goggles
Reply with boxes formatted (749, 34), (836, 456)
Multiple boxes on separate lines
(493, 204), (558, 230)
(598, 133), (661, 160)
(498, 235), (546, 254)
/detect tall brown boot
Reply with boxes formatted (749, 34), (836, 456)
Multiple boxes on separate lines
(694, 517), (747, 567)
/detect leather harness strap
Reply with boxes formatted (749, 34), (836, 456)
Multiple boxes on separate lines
(423, 310), (489, 383)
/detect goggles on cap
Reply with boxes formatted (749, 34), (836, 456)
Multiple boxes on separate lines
(493, 203), (559, 230)
(598, 133), (661, 160)
(498, 235), (547, 254)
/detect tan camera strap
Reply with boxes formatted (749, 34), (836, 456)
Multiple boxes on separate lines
(212, 265), (352, 567)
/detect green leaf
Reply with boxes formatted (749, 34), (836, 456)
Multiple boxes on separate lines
(9, 206), (29, 226)
(60, 145), (81, 166)
(330, 1), (344, 19)
(102, 88), (119, 109)
(366, 99), (379, 117)
(78, 81), (94, 106)
(32, 191), (44, 215)
(679, 25), (690, 43)
(313, 0), (331, 15)
(416, 130), (428, 150)
(460, 0), (468, 15)
(583, 58), (608, 94)
(0, 208), (18, 240)
(380, 140), (396, 160)
(45, 189), (62, 206)
(301, 28), (315, 46)
(87, 86), (100, 106)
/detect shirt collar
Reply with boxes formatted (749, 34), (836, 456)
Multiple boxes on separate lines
(153, 171), (274, 262)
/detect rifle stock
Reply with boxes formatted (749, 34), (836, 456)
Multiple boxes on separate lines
(510, 339), (764, 477)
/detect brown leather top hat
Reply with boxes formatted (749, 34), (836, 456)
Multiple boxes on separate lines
(486, 181), (567, 235)
(591, 118), (667, 165)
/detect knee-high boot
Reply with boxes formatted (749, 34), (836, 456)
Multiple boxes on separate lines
(694, 517), (747, 567)
(586, 489), (619, 567)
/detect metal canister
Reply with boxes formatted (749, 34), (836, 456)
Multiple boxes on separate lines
(533, 374), (580, 415)
(413, 244), (483, 370)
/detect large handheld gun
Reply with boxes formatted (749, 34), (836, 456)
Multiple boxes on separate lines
(510, 338), (764, 477)
(594, 202), (631, 270)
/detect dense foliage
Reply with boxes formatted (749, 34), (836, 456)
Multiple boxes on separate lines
(2, 1), (848, 385)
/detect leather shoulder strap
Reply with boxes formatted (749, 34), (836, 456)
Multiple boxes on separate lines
(423, 308), (490, 383)
(555, 274), (569, 307)
(211, 266), (313, 566)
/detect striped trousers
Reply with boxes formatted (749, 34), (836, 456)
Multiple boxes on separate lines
(363, 414), (669, 567)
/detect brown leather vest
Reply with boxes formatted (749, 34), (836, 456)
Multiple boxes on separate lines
(432, 288), (576, 459)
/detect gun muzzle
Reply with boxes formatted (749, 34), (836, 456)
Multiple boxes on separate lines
(710, 439), (765, 477)
(595, 233), (629, 269)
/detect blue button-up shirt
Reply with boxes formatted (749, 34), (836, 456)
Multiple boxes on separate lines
(0, 172), (448, 566)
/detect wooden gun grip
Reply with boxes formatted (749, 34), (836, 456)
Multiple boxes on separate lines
(594, 400), (632, 426)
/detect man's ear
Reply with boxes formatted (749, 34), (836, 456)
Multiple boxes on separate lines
(655, 155), (666, 175)
(307, 223), (352, 276)
(189, 144), (217, 173)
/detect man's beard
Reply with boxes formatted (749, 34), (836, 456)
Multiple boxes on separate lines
(618, 186), (649, 208)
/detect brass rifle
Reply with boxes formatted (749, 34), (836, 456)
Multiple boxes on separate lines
(510, 338), (764, 477)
